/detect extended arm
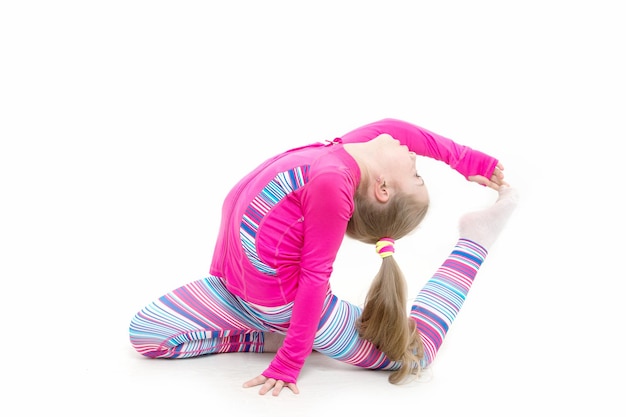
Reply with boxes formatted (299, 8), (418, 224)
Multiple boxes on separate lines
(340, 118), (500, 182)
(244, 171), (355, 395)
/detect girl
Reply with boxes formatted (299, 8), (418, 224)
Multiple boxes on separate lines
(129, 118), (518, 396)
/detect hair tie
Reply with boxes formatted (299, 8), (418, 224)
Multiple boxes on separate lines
(375, 238), (395, 259)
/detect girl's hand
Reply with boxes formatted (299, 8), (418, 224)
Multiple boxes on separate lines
(243, 374), (300, 396)
(468, 162), (509, 190)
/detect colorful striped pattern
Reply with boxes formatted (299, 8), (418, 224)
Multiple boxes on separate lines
(128, 275), (394, 369)
(314, 294), (395, 371)
(240, 166), (310, 275)
(129, 238), (487, 374)
(410, 238), (487, 367)
(129, 276), (267, 358)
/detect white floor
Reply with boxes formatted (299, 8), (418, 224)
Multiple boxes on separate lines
(2, 2), (625, 416)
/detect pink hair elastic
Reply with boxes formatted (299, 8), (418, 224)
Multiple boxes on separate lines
(375, 237), (395, 259)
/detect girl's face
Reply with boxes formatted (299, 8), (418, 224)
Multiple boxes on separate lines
(377, 134), (429, 205)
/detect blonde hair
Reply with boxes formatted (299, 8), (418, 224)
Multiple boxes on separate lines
(346, 184), (429, 384)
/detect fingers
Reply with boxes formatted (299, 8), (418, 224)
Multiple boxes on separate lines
(467, 161), (511, 190)
(242, 375), (266, 388)
(489, 172), (505, 190)
(242, 375), (275, 395)
(265, 379), (300, 396)
(468, 175), (490, 187)
(486, 164), (509, 190)
(285, 382), (299, 395)
(271, 380), (284, 396)
(486, 181), (502, 191)
(260, 378), (276, 395)
(243, 375), (299, 396)
(468, 174), (508, 191)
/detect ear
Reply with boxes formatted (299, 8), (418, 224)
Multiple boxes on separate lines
(374, 177), (390, 203)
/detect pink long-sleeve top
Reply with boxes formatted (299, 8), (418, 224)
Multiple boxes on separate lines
(209, 118), (498, 383)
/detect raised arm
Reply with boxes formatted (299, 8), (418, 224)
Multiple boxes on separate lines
(340, 118), (499, 181)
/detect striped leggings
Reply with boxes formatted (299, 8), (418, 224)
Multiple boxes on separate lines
(129, 238), (486, 370)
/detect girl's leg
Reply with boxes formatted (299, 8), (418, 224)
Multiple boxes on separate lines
(312, 187), (518, 371)
(311, 242), (487, 372)
(411, 186), (519, 367)
(410, 238), (487, 367)
(313, 294), (398, 370)
(129, 276), (270, 358)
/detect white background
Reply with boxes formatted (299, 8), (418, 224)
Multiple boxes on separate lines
(1, 1), (624, 416)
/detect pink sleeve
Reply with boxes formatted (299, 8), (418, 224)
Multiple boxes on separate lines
(262, 172), (354, 384)
(340, 118), (499, 180)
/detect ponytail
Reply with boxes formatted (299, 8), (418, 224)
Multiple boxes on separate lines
(347, 186), (429, 384)
(356, 240), (424, 383)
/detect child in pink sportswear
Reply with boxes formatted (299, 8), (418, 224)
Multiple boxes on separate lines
(129, 118), (518, 396)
